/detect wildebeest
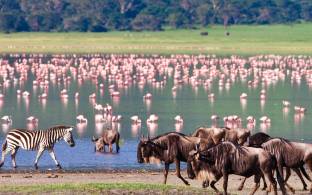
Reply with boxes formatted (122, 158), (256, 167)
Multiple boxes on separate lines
(241, 132), (311, 192)
(137, 132), (210, 185)
(192, 127), (250, 146)
(187, 142), (286, 195)
(191, 127), (227, 146)
(92, 128), (120, 153)
(261, 138), (312, 193)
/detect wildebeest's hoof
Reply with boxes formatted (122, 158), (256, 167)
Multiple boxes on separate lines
(0, 162), (4, 168)
(303, 186), (307, 191)
(56, 164), (62, 169)
(13, 166), (17, 169)
(261, 186), (267, 191)
(237, 186), (243, 191)
(34, 164), (38, 170)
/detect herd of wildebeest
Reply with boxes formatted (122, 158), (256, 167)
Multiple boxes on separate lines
(88, 126), (312, 195)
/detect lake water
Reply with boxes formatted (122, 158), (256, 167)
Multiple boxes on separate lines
(0, 54), (311, 170)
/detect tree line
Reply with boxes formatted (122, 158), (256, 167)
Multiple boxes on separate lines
(0, 0), (311, 32)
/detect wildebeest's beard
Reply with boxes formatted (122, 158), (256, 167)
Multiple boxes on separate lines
(187, 150), (199, 179)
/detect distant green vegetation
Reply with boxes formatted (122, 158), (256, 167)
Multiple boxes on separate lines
(0, 183), (211, 194)
(1, 0), (312, 32)
(0, 23), (311, 55)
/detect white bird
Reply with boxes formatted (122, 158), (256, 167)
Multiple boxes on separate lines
(174, 115), (183, 123)
(240, 93), (247, 99)
(27, 116), (38, 124)
(282, 101), (290, 107)
(260, 116), (271, 123)
(76, 115), (88, 123)
(1, 115), (12, 124)
(147, 114), (159, 123)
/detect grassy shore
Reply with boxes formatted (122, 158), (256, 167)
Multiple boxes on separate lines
(0, 23), (311, 55)
(0, 183), (211, 194)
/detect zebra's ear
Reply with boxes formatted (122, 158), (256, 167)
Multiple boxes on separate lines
(68, 126), (74, 131)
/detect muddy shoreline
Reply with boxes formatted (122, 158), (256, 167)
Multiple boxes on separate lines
(0, 169), (311, 194)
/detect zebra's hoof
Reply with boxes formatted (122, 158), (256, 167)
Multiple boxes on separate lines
(0, 162), (4, 168)
(13, 166), (17, 169)
(56, 164), (62, 170)
(34, 164), (38, 170)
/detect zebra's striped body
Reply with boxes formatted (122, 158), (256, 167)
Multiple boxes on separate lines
(0, 125), (75, 169)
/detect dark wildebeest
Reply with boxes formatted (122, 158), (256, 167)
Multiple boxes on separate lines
(260, 138), (312, 193)
(239, 132), (311, 192)
(92, 128), (120, 153)
(137, 132), (210, 185)
(187, 142), (286, 195)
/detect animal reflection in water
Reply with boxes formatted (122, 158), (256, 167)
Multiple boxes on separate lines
(0, 125), (75, 169)
(92, 128), (120, 153)
(137, 132), (210, 185)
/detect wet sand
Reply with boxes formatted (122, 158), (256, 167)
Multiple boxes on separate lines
(0, 169), (311, 194)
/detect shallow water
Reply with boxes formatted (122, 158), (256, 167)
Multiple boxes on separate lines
(0, 54), (312, 170)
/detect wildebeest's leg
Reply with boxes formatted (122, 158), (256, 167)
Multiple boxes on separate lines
(108, 144), (113, 153)
(210, 179), (221, 195)
(305, 159), (312, 193)
(237, 177), (247, 191)
(11, 147), (19, 168)
(34, 147), (45, 170)
(300, 165), (311, 182)
(116, 137), (120, 153)
(163, 163), (169, 184)
(292, 167), (308, 190)
(48, 148), (62, 169)
(202, 180), (209, 188)
(261, 174), (268, 190)
(284, 168), (295, 193)
(249, 174), (261, 195)
(175, 160), (189, 185)
(222, 172), (229, 195)
(262, 170), (277, 195)
(275, 165), (287, 195)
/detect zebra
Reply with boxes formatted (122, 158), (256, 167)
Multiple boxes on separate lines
(0, 125), (75, 170)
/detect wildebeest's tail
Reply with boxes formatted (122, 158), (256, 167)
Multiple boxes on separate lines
(271, 155), (287, 195)
(300, 165), (311, 181)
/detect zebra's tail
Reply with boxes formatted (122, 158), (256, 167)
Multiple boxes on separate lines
(2, 140), (7, 152)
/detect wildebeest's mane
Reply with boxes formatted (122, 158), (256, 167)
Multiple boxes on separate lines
(261, 138), (293, 162)
(199, 142), (248, 171)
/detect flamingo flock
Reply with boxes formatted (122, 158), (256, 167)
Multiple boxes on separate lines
(0, 54), (311, 135)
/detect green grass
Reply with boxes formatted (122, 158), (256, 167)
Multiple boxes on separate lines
(0, 183), (211, 194)
(0, 23), (312, 55)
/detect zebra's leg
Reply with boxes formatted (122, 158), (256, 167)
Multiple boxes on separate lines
(0, 147), (11, 167)
(11, 147), (19, 169)
(48, 148), (61, 169)
(34, 147), (45, 170)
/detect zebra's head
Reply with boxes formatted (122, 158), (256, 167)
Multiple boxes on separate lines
(64, 126), (75, 147)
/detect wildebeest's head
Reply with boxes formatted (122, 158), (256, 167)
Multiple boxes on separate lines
(92, 136), (104, 152)
(137, 137), (166, 164)
(63, 126), (75, 147)
(248, 132), (271, 148)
